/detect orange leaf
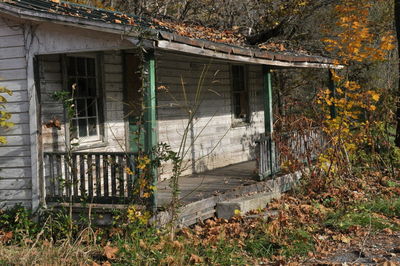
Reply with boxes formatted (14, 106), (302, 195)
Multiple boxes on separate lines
(0, 231), (13, 243)
(104, 245), (119, 259)
(190, 254), (204, 263)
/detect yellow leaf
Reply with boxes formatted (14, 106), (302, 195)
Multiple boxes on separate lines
(371, 93), (380, 102)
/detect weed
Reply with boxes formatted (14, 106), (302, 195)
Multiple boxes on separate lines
(0, 204), (37, 242)
(283, 229), (314, 257)
(244, 232), (279, 258)
(325, 198), (400, 231)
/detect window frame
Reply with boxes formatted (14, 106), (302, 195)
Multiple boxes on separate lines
(230, 64), (250, 126)
(62, 53), (105, 147)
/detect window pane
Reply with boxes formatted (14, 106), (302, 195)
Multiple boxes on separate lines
(88, 118), (97, 136)
(231, 65), (249, 121)
(88, 78), (97, 96)
(67, 57), (76, 76)
(87, 99), (97, 117)
(77, 58), (86, 76)
(71, 119), (78, 139)
(76, 99), (86, 117)
(76, 78), (88, 96)
(66, 56), (100, 140)
(240, 92), (249, 119)
(234, 93), (241, 118)
(78, 119), (88, 137)
(87, 58), (95, 76)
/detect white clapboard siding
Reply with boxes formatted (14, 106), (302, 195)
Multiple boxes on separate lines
(0, 179), (31, 190)
(102, 51), (126, 151)
(155, 51), (265, 178)
(0, 189), (31, 201)
(0, 17), (33, 206)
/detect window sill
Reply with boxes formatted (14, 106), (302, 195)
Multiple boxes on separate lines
(232, 120), (251, 128)
(70, 140), (108, 151)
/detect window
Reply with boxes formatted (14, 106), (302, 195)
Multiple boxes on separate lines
(66, 56), (102, 141)
(231, 65), (249, 123)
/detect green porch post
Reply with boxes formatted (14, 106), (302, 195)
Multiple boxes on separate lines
(328, 69), (337, 119)
(143, 50), (158, 210)
(263, 66), (276, 176)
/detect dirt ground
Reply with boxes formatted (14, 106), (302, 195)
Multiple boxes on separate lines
(301, 231), (400, 265)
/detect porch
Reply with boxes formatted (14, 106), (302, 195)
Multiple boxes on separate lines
(42, 128), (324, 209)
(157, 160), (258, 207)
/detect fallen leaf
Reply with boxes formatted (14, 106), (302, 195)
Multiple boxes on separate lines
(104, 245), (119, 260)
(172, 240), (183, 250)
(379, 262), (398, 266)
(139, 239), (147, 249)
(332, 234), (351, 243)
(0, 231), (13, 243)
(382, 228), (393, 235)
(160, 256), (175, 264)
(190, 254), (204, 263)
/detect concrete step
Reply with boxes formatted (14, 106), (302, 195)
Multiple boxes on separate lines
(216, 191), (281, 220)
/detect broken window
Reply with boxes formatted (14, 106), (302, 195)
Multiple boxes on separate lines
(231, 65), (249, 123)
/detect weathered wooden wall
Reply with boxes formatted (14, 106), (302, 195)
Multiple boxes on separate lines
(0, 17), (32, 208)
(155, 51), (265, 178)
(40, 51), (126, 153)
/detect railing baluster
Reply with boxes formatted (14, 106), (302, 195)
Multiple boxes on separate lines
(103, 154), (109, 198)
(118, 155), (125, 198)
(56, 154), (62, 197)
(72, 154), (78, 199)
(64, 154), (71, 198)
(49, 153), (55, 197)
(87, 154), (93, 199)
(127, 154), (134, 198)
(80, 155), (86, 197)
(111, 155), (117, 198)
(95, 154), (101, 197)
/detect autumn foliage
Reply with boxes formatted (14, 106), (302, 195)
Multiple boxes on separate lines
(318, 0), (395, 177)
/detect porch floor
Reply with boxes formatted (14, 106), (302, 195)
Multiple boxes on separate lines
(156, 160), (258, 207)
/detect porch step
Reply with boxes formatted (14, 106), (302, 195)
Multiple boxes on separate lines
(216, 191), (281, 220)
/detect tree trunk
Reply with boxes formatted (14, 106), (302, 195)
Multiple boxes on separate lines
(394, 0), (400, 147)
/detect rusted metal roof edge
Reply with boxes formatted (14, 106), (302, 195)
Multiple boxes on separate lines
(158, 31), (339, 67)
(157, 40), (344, 69)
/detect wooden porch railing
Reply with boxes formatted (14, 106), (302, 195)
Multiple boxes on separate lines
(43, 152), (141, 204)
(256, 128), (326, 180)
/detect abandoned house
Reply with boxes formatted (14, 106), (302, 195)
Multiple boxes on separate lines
(0, 0), (341, 221)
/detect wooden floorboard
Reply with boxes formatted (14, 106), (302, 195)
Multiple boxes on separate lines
(156, 160), (258, 206)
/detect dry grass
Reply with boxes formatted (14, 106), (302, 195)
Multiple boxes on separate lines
(0, 238), (102, 265)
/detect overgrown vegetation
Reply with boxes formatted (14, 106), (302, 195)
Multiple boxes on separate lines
(1, 171), (400, 264)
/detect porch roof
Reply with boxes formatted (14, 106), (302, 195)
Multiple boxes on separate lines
(0, 0), (343, 69)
